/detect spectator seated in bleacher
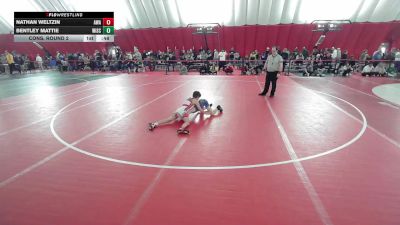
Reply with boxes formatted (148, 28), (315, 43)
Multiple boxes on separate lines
(13, 55), (23, 74)
(60, 59), (69, 72)
(251, 64), (264, 75)
(303, 62), (318, 77)
(339, 63), (352, 77)
(100, 58), (109, 71)
(395, 50), (400, 74)
(253, 64), (263, 75)
(372, 63), (387, 77)
(4, 46), (394, 76)
(180, 63), (188, 75)
(147, 57), (156, 71)
(76, 53), (84, 71)
(240, 62), (262, 75)
(240, 63), (249, 75)
(200, 62), (211, 75)
(48, 56), (57, 69)
(302, 63), (313, 77)
(249, 66), (257, 75)
(209, 62), (217, 75)
(0, 53), (6, 74)
(83, 55), (91, 70)
(22, 55), (34, 73)
(303, 61), (324, 77)
(121, 57), (131, 73)
(223, 63), (234, 75)
(132, 48), (143, 72)
(295, 53), (304, 66)
(233, 52), (241, 67)
(109, 60), (120, 71)
(361, 63), (374, 76)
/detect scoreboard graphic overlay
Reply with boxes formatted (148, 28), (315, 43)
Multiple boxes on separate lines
(14, 12), (114, 42)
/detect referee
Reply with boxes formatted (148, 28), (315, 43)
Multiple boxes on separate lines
(259, 46), (283, 97)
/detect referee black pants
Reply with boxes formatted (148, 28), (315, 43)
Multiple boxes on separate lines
(8, 63), (15, 74)
(261, 71), (278, 95)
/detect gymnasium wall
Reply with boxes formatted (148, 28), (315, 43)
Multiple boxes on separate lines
(1, 22), (399, 58)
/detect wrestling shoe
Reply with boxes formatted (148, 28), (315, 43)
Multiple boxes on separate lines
(217, 105), (223, 113)
(177, 128), (190, 135)
(148, 123), (156, 131)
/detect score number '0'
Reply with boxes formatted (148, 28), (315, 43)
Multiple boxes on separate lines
(102, 18), (114, 26)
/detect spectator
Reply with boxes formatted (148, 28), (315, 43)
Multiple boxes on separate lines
(229, 47), (235, 60)
(218, 49), (227, 71)
(302, 47), (309, 59)
(206, 49), (213, 60)
(373, 63), (387, 76)
(83, 55), (90, 70)
(372, 48), (383, 67)
(281, 48), (290, 73)
(5, 50), (16, 74)
(360, 49), (369, 61)
(261, 47), (270, 60)
(281, 48), (289, 61)
(26, 54), (35, 72)
(233, 51), (240, 60)
(249, 51), (257, 60)
(240, 62), (249, 75)
(348, 56), (356, 68)
(361, 63), (374, 76)
(213, 49), (219, 61)
(291, 47), (299, 60)
(295, 52), (304, 66)
(357, 49), (368, 71)
(342, 50), (348, 63)
(340, 62), (352, 76)
(13, 55), (23, 74)
(134, 48), (143, 71)
(200, 61), (210, 75)
(395, 49), (400, 74)
(35, 54), (43, 70)
(388, 48), (397, 61)
(179, 63), (188, 75)
(180, 50), (186, 60)
(337, 48), (342, 60)
(254, 50), (259, 59)
(0, 53), (6, 74)
(223, 63), (234, 75)
(232, 51), (240, 67)
(312, 46), (319, 56)
(331, 47), (337, 60)
(303, 62), (314, 77)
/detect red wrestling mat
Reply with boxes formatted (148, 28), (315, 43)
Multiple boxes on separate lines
(0, 73), (399, 225)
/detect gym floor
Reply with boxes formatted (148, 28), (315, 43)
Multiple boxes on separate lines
(0, 71), (399, 225)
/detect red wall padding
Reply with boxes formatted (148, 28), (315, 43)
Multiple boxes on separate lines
(1, 22), (399, 58)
